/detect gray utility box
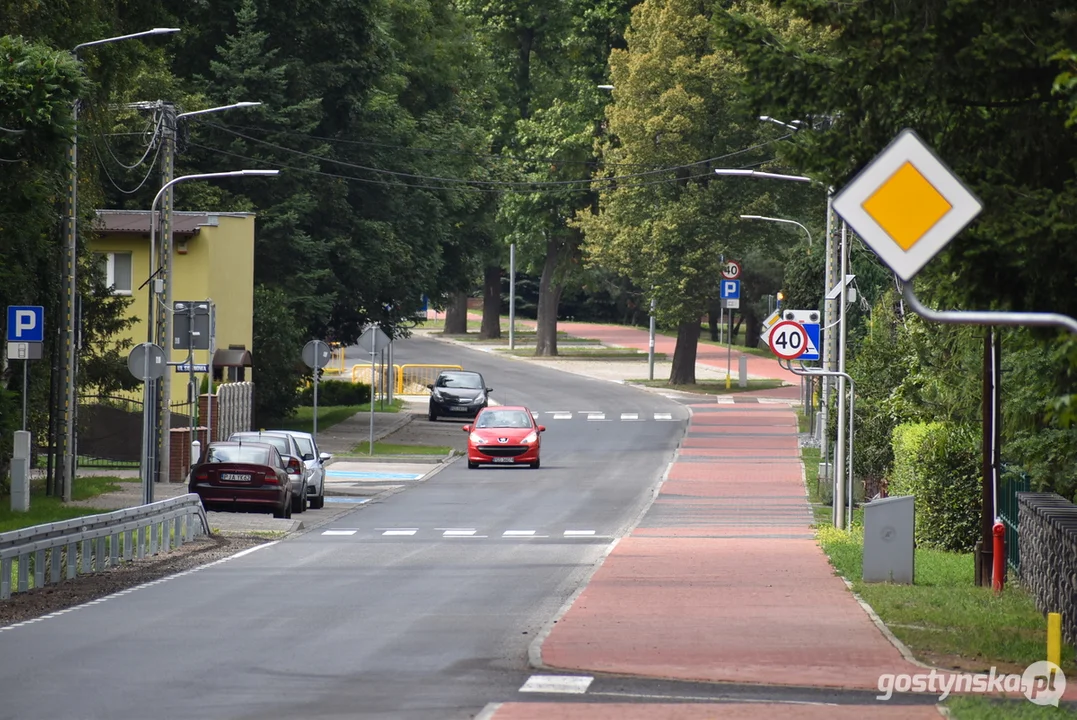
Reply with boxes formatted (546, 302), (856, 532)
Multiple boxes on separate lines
(862, 495), (915, 584)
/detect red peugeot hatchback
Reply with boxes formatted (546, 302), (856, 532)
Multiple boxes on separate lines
(188, 441), (297, 518)
(463, 406), (545, 469)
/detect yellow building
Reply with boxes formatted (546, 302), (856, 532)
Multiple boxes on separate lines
(91, 210), (256, 400)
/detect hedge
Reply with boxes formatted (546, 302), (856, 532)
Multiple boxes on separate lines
(889, 421), (981, 552)
(298, 380), (371, 406)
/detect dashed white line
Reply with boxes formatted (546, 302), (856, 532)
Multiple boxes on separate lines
(551, 412), (572, 420)
(443, 530), (477, 537)
(654, 412), (673, 421)
(620, 412), (640, 421)
(563, 530), (596, 536)
(502, 530), (536, 537)
(586, 413), (606, 421)
(519, 675), (594, 694)
(382, 530), (417, 536)
(322, 530), (357, 536)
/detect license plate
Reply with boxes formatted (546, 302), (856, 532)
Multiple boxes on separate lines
(492, 457), (515, 464)
(452, 406), (469, 412)
(221, 473), (251, 482)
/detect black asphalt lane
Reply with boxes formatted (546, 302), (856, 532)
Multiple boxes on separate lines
(0, 335), (688, 720)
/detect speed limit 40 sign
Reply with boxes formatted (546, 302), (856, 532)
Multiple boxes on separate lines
(768, 320), (809, 360)
(721, 260), (741, 280)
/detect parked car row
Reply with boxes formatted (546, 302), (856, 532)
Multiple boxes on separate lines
(188, 429), (333, 518)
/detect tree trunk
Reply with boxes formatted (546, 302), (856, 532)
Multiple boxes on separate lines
(732, 315), (743, 342)
(534, 239), (564, 356)
(707, 300), (721, 341)
(480, 265), (501, 339)
(743, 308), (762, 349)
(444, 291), (469, 334)
(669, 320), (700, 385)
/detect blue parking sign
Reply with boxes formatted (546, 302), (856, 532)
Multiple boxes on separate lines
(6, 306), (44, 343)
(720, 280), (740, 300)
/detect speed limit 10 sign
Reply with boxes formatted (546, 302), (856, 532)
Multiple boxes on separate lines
(768, 320), (809, 360)
(721, 260), (741, 280)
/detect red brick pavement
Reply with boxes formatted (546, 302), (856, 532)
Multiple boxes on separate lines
(494, 402), (1071, 718)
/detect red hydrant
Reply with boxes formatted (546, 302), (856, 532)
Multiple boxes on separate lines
(992, 520), (1006, 594)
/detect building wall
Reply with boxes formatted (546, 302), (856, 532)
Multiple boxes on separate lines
(89, 213), (255, 405)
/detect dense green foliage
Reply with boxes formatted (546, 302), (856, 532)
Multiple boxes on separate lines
(890, 422), (981, 552)
(298, 379), (371, 407)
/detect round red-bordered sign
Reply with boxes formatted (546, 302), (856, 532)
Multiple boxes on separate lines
(721, 260), (741, 280)
(768, 320), (808, 360)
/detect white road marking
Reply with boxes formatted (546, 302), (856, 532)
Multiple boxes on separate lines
(443, 530), (477, 537)
(654, 412), (673, 420)
(545, 411), (571, 415)
(563, 530), (595, 536)
(586, 413), (605, 421)
(503, 530), (536, 537)
(382, 530), (417, 536)
(322, 530), (357, 536)
(620, 412), (640, 421)
(552, 412), (572, 419)
(519, 675), (594, 694)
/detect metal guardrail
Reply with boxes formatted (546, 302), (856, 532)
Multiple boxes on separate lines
(1, 494), (211, 600)
(347, 363), (465, 395)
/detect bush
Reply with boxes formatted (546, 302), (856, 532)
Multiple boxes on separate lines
(298, 380), (370, 406)
(889, 422), (981, 552)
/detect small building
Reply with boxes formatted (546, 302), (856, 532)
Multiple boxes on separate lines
(90, 210), (256, 399)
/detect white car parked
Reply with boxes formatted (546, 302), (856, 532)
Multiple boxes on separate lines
(282, 430), (332, 510)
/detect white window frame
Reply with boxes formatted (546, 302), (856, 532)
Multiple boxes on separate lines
(99, 252), (133, 295)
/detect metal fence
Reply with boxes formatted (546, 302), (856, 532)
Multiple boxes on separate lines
(347, 363), (464, 396)
(999, 464), (1031, 572)
(1, 494), (210, 600)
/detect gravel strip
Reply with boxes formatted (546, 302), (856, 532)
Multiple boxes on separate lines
(0, 534), (268, 627)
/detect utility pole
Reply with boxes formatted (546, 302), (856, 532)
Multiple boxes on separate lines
(822, 193), (838, 518)
(58, 98), (80, 502)
(834, 221), (850, 529)
(154, 101), (177, 485)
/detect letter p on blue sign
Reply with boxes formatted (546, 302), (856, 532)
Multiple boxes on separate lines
(7, 306), (44, 343)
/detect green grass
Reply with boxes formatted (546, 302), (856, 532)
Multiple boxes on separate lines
(944, 697), (1077, 719)
(442, 330), (592, 344)
(628, 378), (785, 394)
(348, 442), (453, 456)
(812, 500), (1076, 675)
(0, 476), (125, 533)
(76, 456), (138, 469)
(503, 346), (667, 359)
(275, 400), (405, 433)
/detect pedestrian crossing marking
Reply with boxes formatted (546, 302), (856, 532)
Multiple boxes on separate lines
(503, 530), (536, 537)
(654, 413), (673, 420)
(620, 412), (640, 421)
(382, 530), (416, 536)
(321, 530), (357, 536)
(586, 413), (606, 421)
(564, 530), (595, 536)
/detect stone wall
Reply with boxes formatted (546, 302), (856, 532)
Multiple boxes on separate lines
(1017, 492), (1077, 644)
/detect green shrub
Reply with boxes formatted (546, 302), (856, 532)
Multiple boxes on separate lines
(298, 380), (370, 406)
(889, 421), (981, 552)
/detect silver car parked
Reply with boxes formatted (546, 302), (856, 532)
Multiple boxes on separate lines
(284, 431), (332, 509)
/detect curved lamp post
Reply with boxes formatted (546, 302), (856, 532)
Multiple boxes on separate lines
(141, 169), (279, 505)
(739, 214), (813, 248)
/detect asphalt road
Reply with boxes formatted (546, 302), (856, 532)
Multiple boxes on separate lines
(0, 335), (688, 720)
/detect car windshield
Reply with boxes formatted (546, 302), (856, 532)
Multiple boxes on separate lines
(206, 445), (269, 465)
(436, 372), (483, 389)
(233, 434), (289, 454)
(294, 437), (314, 456)
(475, 410), (532, 429)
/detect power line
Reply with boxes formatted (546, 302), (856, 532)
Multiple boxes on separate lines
(199, 122), (789, 190)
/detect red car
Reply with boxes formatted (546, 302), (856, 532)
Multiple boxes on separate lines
(463, 406), (545, 469)
(188, 441), (299, 518)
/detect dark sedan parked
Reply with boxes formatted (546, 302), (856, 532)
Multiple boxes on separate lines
(188, 442), (296, 518)
(428, 370), (492, 421)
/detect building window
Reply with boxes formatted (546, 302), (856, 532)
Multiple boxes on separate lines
(96, 252), (133, 295)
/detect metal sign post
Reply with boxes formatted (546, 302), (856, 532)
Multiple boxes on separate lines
(358, 326), (391, 455)
(509, 244), (516, 350)
(302, 340), (332, 445)
(128, 342), (167, 504)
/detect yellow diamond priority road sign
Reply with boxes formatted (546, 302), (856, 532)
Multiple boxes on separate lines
(832, 128), (982, 282)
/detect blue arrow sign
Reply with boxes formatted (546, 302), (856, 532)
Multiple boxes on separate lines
(7, 306), (44, 343)
(800, 323), (821, 362)
(720, 279), (740, 300)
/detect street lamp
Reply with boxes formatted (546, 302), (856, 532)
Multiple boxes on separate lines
(739, 215), (813, 248)
(713, 168), (813, 183)
(759, 116), (802, 132)
(177, 101), (262, 121)
(142, 169), (279, 505)
(58, 27), (180, 501)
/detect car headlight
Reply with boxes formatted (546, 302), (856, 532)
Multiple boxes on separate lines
(522, 432), (538, 444)
(431, 389), (443, 399)
(469, 433), (485, 444)
(470, 394), (486, 404)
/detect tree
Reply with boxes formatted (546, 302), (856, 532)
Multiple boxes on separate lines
(251, 285), (304, 424)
